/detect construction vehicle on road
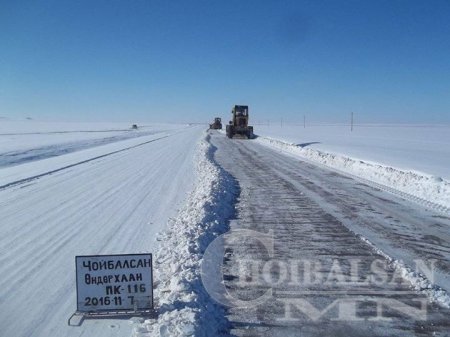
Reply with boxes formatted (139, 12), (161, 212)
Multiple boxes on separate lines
(226, 105), (253, 139)
(209, 117), (222, 130)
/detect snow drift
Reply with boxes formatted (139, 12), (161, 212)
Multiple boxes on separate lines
(132, 134), (237, 337)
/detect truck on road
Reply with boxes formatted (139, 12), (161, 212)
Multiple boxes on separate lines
(226, 105), (253, 139)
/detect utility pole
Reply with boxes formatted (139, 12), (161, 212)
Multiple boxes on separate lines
(281, 118), (283, 128)
(303, 115), (306, 128)
(351, 112), (354, 132)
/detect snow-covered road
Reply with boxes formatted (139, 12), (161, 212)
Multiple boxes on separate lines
(210, 131), (450, 336)
(2, 123), (450, 337)
(0, 121), (187, 168)
(0, 125), (203, 337)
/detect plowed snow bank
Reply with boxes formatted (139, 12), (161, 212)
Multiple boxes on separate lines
(256, 136), (450, 212)
(133, 134), (237, 337)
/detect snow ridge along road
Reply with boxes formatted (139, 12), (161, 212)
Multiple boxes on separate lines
(255, 135), (450, 214)
(133, 134), (238, 337)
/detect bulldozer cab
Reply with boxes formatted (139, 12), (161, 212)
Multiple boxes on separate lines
(233, 105), (249, 127)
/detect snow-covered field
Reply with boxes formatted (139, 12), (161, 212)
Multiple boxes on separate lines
(255, 124), (450, 210)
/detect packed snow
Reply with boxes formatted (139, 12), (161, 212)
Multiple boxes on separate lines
(2, 120), (450, 336)
(132, 134), (237, 337)
(254, 124), (450, 210)
(209, 131), (450, 335)
(0, 120), (187, 167)
(0, 123), (204, 337)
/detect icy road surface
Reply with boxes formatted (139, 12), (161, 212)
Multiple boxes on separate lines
(0, 125), (203, 337)
(210, 132), (450, 337)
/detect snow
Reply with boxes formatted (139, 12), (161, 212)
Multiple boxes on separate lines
(0, 129), (187, 189)
(210, 131), (450, 334)
(0, 123), (205, 337)
(0, 120), (188, 167)
(358, 235), (450, 308)
(2, 120), (450, 336)
(254, 124), (450, 210)
(132, 134), (236, 337)
(255, 124), (450, 179)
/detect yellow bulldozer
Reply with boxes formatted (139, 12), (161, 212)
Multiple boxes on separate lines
(226, 105), (253, 139)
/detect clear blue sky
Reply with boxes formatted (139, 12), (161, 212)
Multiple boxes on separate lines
(1, 0), (450, 123)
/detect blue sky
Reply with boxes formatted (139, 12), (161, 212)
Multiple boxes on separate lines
(1, 0), (450, 123)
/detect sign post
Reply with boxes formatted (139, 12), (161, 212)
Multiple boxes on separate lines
(70, 253), (153, 325)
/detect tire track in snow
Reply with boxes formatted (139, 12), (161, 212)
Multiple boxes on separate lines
(0, 130), (184, 191)
(0, 126), (202, 337)
(0, 140), (174, 270)
(0, 133), (189, 289)
(210, 132), (450, 337)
